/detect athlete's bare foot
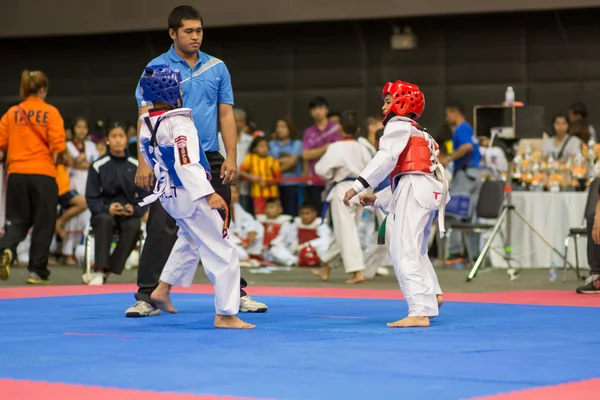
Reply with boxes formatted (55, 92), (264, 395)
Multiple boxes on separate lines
(346, 271), (366, 284)
(387, 316), (430, 328)
(311, 265), (331, 281)
(214, 315), (255, 329)
(151, 282), (177, 314)
(437, 294), (444, 308)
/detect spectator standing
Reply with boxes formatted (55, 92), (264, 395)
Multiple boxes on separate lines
(578, 181), (600, 294)
(269, 118), (302, 216)
(219, 108), (253, 212)
(302, 96), (341, 213)
(444, 102), (482, 265)
(0, 70), (67, 284)
(568, 102), (596, 142)
(239, 137), (282, 215)
(64, 117), (100, 263)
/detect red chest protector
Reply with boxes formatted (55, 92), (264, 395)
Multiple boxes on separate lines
(263, 222), (283, 247)
(388, 124), (438, 187)
(298, 228), (318, 245)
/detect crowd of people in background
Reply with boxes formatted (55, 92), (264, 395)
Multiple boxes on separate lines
(0, 65), (598, 295)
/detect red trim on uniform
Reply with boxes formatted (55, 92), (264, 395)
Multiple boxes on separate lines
(148, 109), (171, 118)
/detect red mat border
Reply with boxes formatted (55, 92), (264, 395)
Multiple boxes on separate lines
(0, 379), (267, 400)
(468, 378), (600, 400)
(0, 283), (599, 307)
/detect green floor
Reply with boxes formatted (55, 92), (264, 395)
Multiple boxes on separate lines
(0, 263), (585, 293)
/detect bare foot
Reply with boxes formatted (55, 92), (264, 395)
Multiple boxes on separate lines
(151, 287), (177, 314)
(214, 315), (255, 329)
(387, 316), (430, 328)
(311, 265), (331, 281)
(346, 271), (366, 284)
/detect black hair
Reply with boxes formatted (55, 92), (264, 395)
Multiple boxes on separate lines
(266, 197), (281, 206)
(308, 96), (329, 109)
(107, 121), (127, 136)
(340, 110), (359, 135)
(551, 115), (570, 135)
(569, 102), (588, 119)
(327, 111), (340, 119)
(249, 136), (268, 154)
(299, 202), (317, 212)
(168, 5), (204, 31)
(445, 102), (466, 116)
(72, 117), (88, 130)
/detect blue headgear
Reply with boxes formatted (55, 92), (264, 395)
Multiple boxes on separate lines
(139, 64), (183, 108)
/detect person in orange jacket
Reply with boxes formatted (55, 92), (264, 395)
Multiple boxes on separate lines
(0, 69), (67, 284)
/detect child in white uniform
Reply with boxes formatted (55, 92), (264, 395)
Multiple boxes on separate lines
(137, 64), (254, 329)
(266, 202), (331, 266)
(313, 110), (374, 284)
(344, 80), (449, 328)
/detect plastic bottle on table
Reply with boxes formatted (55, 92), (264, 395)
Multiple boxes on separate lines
(549, 261), (557, 282)
(505, 86), (515, 106)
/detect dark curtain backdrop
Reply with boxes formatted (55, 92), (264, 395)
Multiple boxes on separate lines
(1, 8), (599, 138)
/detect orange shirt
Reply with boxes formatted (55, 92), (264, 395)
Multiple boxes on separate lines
(0, 96), (66, 177)
(55, 164), (71, 196)
(240, 153), (282, 198)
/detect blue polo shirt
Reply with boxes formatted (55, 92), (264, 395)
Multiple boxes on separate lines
(135, 45), (234, 152)
(452, 121), (481, 169)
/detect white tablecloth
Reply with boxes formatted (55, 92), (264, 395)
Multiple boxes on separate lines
(485, 192), (589, 268)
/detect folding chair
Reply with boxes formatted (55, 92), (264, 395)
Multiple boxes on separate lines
(562, 178), (600, 282)
(82, 224), (146, 280)
(443, 179), (506, 269)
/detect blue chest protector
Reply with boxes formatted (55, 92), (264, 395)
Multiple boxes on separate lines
(141, 114), (212, 188)
(140, 139), (184, 187)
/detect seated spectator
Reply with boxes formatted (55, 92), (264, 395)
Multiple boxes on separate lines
(568, 102), (596, 142)
(269, 118), (303, 216)
(229, 185), (264, 264)
(239, 137), (282, 215)
(542, 115), (582, 161)
(55, 163), (88, 265)
(256, 198), (293, 250)
(85, 123), (147, 286)
(266, 202), (331, 267)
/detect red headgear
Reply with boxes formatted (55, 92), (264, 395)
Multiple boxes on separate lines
(381, 81), (425, 124)
(298, 245), (320, 267)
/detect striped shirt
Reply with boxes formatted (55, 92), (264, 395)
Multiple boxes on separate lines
(240, 153), (282, 198)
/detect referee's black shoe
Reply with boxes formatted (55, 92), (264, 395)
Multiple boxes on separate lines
(576, 275), (600, 294)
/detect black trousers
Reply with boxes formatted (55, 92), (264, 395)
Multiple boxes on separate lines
(303, 185), (324, 216)
(0, 174), (57, 279)
(587, 215), (600, 274)
(279, 185), (300, 216)
(135, 151), (249, 305)
(91, 213), (141, 275)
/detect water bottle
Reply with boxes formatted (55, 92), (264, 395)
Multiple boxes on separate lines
(505, 86), (515, 106)
(549, 262), (557, 282)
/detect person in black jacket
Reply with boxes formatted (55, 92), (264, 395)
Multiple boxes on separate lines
(85, 124), (147, 285)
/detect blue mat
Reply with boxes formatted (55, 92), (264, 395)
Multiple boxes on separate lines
(0, 293), (598, 400)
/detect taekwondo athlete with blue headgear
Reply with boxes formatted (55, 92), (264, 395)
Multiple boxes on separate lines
(137, 65), (255, 329)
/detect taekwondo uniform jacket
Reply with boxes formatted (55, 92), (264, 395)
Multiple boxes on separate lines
(137, 108), (214, 217)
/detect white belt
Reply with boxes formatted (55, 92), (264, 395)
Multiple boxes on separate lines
(138, 162), (170, 207)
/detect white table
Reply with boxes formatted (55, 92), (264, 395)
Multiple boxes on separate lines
(484, 191), (589, 269)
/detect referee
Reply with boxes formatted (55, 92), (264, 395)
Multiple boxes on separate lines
(125, 5), (267, 317)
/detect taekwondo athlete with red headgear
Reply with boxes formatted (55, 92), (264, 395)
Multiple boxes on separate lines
(137, 65), (254, 330)
(343, 81), (450, 328)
